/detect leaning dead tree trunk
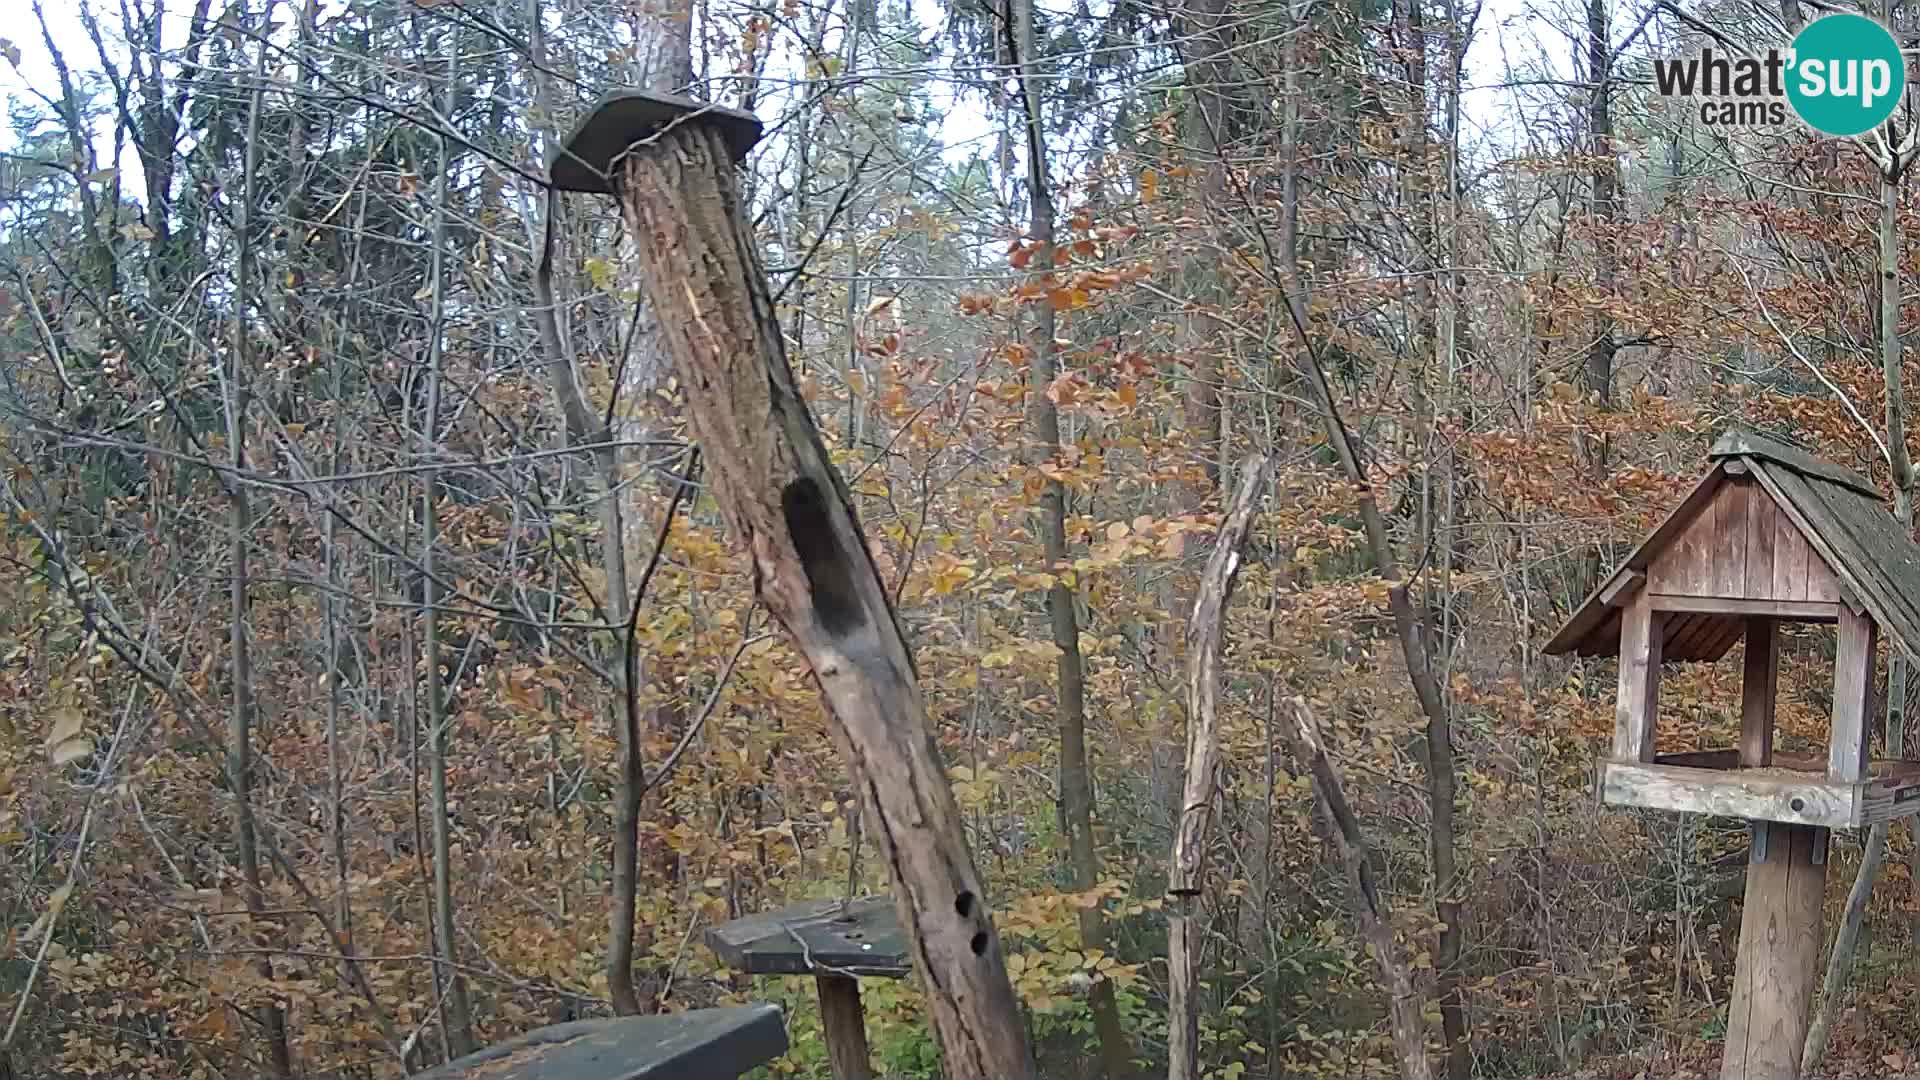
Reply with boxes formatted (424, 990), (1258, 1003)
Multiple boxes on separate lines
(1287, 698), (1437, 1080)
(554, 93), (1037, 1080)
(1167, 455), (1272, 1080)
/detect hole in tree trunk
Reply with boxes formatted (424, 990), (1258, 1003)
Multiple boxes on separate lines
(782, 477), (867, 638)
(969, 931), (989, 955)
(955, 891), (975, 918)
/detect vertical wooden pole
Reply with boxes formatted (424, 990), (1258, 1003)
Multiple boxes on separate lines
(1741, 618), (1777, 768)
(1831, 608), (1876, 783)
(816, 975), (875, 1080)
(1615, 588), (1662, 762)
(1721, 822), (1829, 1080)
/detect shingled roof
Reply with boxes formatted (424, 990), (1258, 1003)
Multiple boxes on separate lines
(1544, 430), (1920, 663)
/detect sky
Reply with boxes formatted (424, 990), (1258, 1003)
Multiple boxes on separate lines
(0, 0), (1643, 211)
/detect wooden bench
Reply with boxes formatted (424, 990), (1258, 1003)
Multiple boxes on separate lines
(415, 1004), (786, 1079)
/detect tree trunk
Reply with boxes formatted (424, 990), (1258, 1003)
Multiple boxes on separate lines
(526, 0), (655, 1015)
(421, 25), (477, 1058)
(1288, 699), (1437, 1080)
(1168, 457), (1273, 1080)
(1006, 0), (1131, 1073)
(1805, 143), (1916, 1076)
(611, 121), (1037, 1080)
(227, 10), (293, 1075)
(1280, 39), (1463, 1077)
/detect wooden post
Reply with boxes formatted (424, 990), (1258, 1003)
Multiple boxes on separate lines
(577, 96), (1035, 1079)
(1721, 821), (1829, 1080)
(1831, 607), (1876, 783)
(1615, 587), (1663, 762)
(1741, 618), (1777, 768)
(816, 975), (874, 1080)
(1167, 456), (1272, 1080)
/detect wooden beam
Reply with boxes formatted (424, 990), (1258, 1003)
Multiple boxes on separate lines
(1598, 762), (1861, 828)
(1601, 569), (1646, 607)
(1648, 595), (1841, 621)
(816, 975), (875, 1080)
(1742, 618), (1777, 768)
(1720, 822), (1828, 1080)
(1831, 607), (1876, 783)
(1614, 589), (1662, 763)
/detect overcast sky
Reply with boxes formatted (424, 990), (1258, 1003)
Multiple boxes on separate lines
(0, 0), (1591, 205)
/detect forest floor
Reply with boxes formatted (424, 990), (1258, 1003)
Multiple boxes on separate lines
(1532, 966), (1919, 1080)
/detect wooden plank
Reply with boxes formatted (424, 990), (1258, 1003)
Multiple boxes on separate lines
(1741, 618), (1777, 768)
(1599, 762), (1860, 828)
(1614, 590), (1663, 763)
(817, 975), (876, 1080)
(1720, 822), (1828, 1080)
(1804, 547), (1843, 603)
(1655, 749), (1741, 769)
(1703, 617), (1751, 661)
(1745, 487), (1779, 599)
(1601, 569), (1646, 607)
(1758, 465), (1892, 635)
(1715, 479), (1751, 597)
(1831, 606), (1876, 784)
(706, 898), (912, 978)
(1773, 511), (1810, 602)
(1648, 595), (1841, 621)
(1859, 770), (1920, 825)
(1710, 432), (1882, 498)
(414, 1007), (791, 1080)
(1659, 613), (1701, 657)
(1681, 490), (1728, 595)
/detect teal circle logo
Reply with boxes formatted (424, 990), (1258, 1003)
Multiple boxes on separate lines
(1786, 14), (1905, 136)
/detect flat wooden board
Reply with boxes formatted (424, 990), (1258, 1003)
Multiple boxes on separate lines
(706, 897), (912, 978)
(1601, 757), (1920, 828)
(414, 1007), (788, 1080)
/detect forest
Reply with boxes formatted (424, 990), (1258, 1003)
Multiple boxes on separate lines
(3, 0), (1920, 1076)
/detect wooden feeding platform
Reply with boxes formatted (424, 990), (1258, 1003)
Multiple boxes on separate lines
(1601, 750), (1920, 830)
(1545, 430), (1920, 1080)
(413, 1005), (787, 1080)
(706, 897), (910, 1080)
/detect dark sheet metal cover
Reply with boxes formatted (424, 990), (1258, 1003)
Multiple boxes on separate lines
(550, 89), (763, 194)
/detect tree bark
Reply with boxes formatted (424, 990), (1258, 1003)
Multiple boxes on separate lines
(1167, 456), (1273, 1080)
(421, 25), (477, 1058)
(1805, 138), (1917, 1076)
(1005, 0), (1131, 1073)
(526, 0), (655, 1015)
(1280, 44), (1463, 1077)
(227, 8), (293, 1075)
(611, 123), (1036, 1080)
(1287, 699), (1437, 1080)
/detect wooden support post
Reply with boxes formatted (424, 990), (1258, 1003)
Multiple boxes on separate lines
(1831, 607), (1876, 783)
(1615, 588), (1663, 763)
(587, 98), (1035, 1079)
(1741, 618), (1777, 768)
(815, 975), (874, 1080)
(1721, 821), (1829, 1080)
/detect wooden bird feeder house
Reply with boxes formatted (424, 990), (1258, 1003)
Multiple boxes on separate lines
(707, 897), (911, 1080)
(1545, 429), (1920, 1080)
